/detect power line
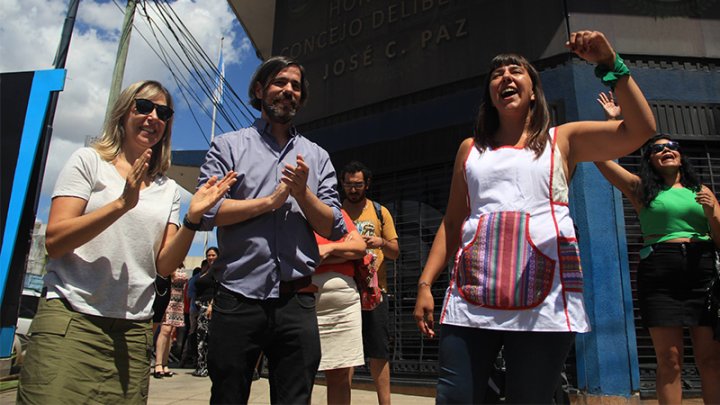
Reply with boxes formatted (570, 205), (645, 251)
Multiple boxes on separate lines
(109, 0), (258, 145)
(148, 0), (257, 131)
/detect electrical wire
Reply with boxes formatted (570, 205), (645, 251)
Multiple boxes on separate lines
(109, 0), (258, 146)
(150, 0), (256, 127)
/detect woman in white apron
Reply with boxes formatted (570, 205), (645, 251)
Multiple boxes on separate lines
(414, 31), (656, 404)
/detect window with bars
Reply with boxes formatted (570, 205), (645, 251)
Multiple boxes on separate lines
(355, 162), (452, 382)
(651, 102), (720, 139)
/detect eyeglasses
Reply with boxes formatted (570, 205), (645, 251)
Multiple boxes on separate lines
(134, 99), (174, 122)
(342, 182), (365, 189)
(648, 141), (680, 155)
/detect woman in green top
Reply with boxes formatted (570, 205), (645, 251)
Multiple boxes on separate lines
(596, 92), (720, 405)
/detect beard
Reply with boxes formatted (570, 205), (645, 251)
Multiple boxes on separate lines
(262, 93), (298, 124)
(345, 191), (365, 203)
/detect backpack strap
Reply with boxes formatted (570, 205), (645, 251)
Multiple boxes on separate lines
(373, 200), (384, 230)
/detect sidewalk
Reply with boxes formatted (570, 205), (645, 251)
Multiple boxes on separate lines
(146, 371), (435, 405)
(0, 370), (435, 405)
(1, 370), (706, 404)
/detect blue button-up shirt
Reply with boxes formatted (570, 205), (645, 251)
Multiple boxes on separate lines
(197, 119), (346, 299)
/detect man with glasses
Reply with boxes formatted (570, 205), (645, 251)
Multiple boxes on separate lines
(340, 161), (400, 405)
(195, 56), (346, 404)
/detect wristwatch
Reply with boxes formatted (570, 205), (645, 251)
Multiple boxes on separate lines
(183, 214), (202, 231)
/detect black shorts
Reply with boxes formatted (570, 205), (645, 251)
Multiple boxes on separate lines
(637, 242), (716, 328)
(361, 292), (390, 359)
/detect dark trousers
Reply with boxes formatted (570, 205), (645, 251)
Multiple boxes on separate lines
(436, 324), (575, 404)
(207, 288), (320, 404)
(361, 292), (390, 359)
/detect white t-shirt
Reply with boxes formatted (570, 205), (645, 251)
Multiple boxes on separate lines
(44, 147), (181, 320)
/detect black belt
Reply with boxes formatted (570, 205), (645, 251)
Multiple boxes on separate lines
(651, 241), (715, 254)
(279, 276), (317, 294)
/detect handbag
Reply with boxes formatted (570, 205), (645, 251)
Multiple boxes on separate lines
(354, 253), (383, 311)
(705, 250), (720, 341)
(155, 275), (170, 297)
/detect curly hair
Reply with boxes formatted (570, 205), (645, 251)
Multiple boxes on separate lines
(474, 53), (551, 158)
(340, 160), (372, 184)
(639, 134), (701, 208)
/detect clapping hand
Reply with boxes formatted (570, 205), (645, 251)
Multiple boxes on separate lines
(281, 154), (310, 197)
(187, 171), (238, 221)
(268, 182), (291, 210)
(597, 91), (622, 120)
(119, 148), (152, 211)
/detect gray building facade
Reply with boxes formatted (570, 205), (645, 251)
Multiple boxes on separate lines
(228, 0), (720, 398)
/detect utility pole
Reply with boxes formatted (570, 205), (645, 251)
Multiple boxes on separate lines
(210, 37), (224, 143)
(105, 0), (137, 123)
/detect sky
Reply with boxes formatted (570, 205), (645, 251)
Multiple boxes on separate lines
(0, 0), (262, 257)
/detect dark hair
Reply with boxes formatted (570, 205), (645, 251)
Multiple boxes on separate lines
(340, 160), (372, 184)
(205, 247), (219, 257)
(639, 134), (701, 208)
(474, 54), (550, 157)
(192, 267), (201, 276)
(248, 56), (309, 111)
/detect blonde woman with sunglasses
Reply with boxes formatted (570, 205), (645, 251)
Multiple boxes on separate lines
(17, 80), (236, 404)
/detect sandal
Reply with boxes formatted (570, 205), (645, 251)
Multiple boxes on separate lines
(163, 366), (175, 377)
(192, 369), (208, 377)
(153, 364), (165, 379)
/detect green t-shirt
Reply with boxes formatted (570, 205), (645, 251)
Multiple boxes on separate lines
(638, 186), (711, 247)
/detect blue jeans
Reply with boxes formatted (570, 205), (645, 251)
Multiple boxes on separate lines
(436, 324), (575, 404)
(207, 287), (321, 404)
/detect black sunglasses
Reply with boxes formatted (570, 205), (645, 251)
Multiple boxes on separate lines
(134, 98), (174, 122)
(342, 182), (366, 189)
(648, 141), (680, 155)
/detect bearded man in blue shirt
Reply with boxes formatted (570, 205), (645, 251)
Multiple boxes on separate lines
(195, 56), (347, 404)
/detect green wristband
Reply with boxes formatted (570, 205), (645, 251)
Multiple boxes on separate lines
(594, 54), (631, 89)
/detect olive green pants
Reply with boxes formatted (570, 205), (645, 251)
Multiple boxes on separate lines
(17, 298), (153, 404)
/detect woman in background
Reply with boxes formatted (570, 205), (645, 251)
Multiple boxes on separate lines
(313, 210), (366, 405)
(596, 91), (720, 404)
(154, 265), (189, 378)
(192, 248), (219, 378)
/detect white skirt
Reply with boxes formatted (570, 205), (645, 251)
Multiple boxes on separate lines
(313, 271), (364, 371)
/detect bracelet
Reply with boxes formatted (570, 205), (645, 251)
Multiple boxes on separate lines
(594, 53), (630, 89)
(182, 214), (202, 231)
(418, 281), (432, 288)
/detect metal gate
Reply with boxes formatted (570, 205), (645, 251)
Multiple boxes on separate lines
(355, 162), (452, 385)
